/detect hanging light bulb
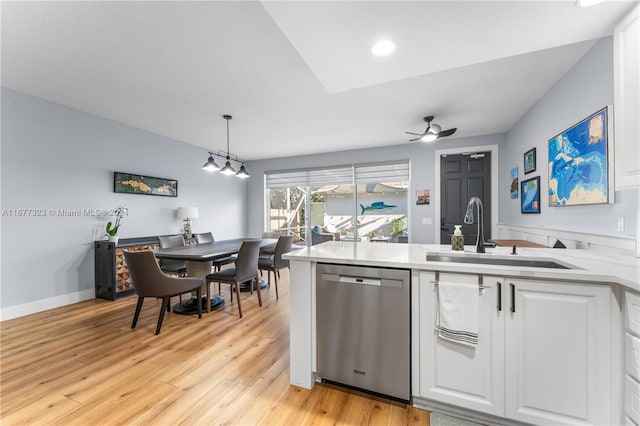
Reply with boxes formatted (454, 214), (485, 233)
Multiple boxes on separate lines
(221, 155), (236, 175)
(236, 163), (250, 178)
(202, 153), (220, 172)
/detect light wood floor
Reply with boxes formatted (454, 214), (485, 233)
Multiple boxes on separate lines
(0, 269), (430, 425)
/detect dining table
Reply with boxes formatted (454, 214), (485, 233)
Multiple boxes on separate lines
(154, 237), (278, 315)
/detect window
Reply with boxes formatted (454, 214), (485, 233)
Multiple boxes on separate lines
(265, 162), (409, 245)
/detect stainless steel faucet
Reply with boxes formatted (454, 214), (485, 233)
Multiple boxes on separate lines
(464, 196), (486, 253)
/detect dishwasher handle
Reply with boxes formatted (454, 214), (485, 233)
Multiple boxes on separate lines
(319, 273), (403, 288)
(338, 275), (382, 286)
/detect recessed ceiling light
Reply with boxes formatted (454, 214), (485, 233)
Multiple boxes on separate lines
(371, 40), (395, 56)
(575, 0), (605, 6)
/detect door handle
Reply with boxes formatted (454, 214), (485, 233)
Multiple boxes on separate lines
(497, 282), (502, 312)
(510, 283), (515, 313)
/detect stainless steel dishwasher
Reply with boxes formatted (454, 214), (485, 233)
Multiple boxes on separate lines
(316, 263), (410, 402)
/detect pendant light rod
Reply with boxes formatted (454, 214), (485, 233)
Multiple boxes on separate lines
(224, 114), (231, 154)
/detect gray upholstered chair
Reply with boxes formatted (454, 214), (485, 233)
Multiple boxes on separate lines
(311, 227), (334, 245)
(194, 232), (237, 294)
(157, 234), (188, 275)
(204, 240), (261, 317)
(193, 232), (214, 244)
(258, 235), (293, 299)
(258, 232), (280, 256)
(123, 250), (203, 335)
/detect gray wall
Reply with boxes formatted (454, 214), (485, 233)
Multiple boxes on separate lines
(1, 88), (248, 314)
(2, 36), (635, 318)
(502, 37), (638, 238)
(246, 134), (506, 244)
(248, 37), (638, 244)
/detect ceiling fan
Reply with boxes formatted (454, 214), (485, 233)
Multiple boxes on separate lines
(406, 116), (457, 142)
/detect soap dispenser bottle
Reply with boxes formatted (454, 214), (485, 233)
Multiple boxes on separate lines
(451, 225), (464, 251)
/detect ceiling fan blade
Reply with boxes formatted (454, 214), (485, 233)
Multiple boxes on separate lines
(408, 137), (422, 142)
(439, 128), (457, 137)
(405, 132), (423, 136)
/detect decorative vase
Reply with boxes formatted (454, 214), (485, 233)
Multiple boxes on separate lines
(108, 235), (119, 244)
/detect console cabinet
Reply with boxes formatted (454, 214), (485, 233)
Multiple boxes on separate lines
(416, 271), (612, 425)
(94, 237), (159, 300)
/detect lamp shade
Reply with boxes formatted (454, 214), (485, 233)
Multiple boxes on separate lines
(177, 207), (199, 219)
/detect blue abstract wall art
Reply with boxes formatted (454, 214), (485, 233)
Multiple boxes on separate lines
(548, 107), (610, 207)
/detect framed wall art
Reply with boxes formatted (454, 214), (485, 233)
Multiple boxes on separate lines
(114, 172), (178, 197)
(521, 176), (540, 214)
(524, 148), (536, 174)
(548, 106), (612, 207)
(510, 167), (519, 199)
(416, 189), (430, 205)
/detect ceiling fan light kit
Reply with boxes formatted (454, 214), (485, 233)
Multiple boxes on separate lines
(406, 115), (457, 143)
(202, 114), (250, 179)
(421, 133), (439, 143)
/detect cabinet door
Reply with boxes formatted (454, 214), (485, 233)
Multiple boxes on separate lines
(505, 280), (611, 425)
(417, 272), (505, 416)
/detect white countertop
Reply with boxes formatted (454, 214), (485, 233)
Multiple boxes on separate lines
(285, 241), (640, 292)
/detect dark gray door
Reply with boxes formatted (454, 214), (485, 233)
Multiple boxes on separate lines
(440, 153), (491, 245)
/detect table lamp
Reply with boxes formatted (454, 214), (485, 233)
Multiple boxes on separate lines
(177, 207), (198, 239)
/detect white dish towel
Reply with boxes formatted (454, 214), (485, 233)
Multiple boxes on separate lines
(435, 282), (479, 347)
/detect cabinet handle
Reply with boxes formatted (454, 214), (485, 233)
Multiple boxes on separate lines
(497, 282), (502, 312)
(510, 283), (515, 313)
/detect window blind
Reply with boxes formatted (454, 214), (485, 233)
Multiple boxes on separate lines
(265, 161), (409, 188)
(265, 166), (353, 188)
(354, 162), (410, 184)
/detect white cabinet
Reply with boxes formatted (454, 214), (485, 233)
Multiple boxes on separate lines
(416, 272), (505, 416)
(416, 271), (612, 425)
(625, 290), (640, 425)
(504, 279), (612, 425)
(614, 4), (640, 190)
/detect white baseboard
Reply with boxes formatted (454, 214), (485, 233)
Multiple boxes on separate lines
(0, 288), (95, 321)
(496, 223), (635, 253)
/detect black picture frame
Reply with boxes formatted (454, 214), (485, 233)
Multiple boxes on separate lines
(524, 147), (536, 174)
(114, 172), (178, 197)
(521, 176), (540, 214)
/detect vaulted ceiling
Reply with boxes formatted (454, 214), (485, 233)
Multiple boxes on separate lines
(2, 1), (636, 160)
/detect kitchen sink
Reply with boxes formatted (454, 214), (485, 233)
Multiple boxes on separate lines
(426, 254), (577, 269)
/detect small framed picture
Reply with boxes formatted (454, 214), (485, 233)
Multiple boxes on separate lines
(416, 189), (430, 205)
(510, 167), (519, 199)
(524, 148), (536, 174)
(521, 176), (540, 214)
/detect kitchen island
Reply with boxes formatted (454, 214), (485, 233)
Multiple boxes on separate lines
(285, 241), (640, 426)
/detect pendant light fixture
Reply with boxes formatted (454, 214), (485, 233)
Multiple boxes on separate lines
(202, 114), (250, 178)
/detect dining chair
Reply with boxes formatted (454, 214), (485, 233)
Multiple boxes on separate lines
(156, 234), (190, 309)
(258, 235), (294, 299)
(123, 250), (203, 335)
(204, 239), (261, 316)
(157, 234), (188, 276)
(194, 232), (237, 294)
(258, 231), (280, 256)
